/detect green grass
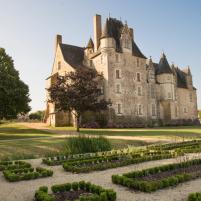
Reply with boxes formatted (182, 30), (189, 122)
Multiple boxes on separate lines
(0, 122), (156, 160)
(50, 125), (201, 139)
(80, 126), (201, 139)
(0, 122), (53, 140)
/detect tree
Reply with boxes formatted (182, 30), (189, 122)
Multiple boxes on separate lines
(29, 110), (44, 121)
(0, 48), (31, 120)
(48, 68), (111, 132)
(198, 110), (201, 120)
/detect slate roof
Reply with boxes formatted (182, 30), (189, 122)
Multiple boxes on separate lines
(153, 62), (188, 89)
(59, 43), (85, 69)
(175, 67), (188, 88)
(155, 53), (173, 75)
(101, 17), (146, 59)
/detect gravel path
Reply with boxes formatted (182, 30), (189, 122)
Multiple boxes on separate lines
(1, 154), (201, 201)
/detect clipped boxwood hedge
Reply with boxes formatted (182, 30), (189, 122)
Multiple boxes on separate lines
(3, 167), (53, 182)
(35, 181), (116, 201)
(0, 160), (31, 171)
(63, 153), (174, 173)
(188, 192), (201, 201)
(112, 158), (201, 192)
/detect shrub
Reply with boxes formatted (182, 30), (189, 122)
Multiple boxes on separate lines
(72, 182), (79, 191)
(39, 186), (48, 193)
(188, 192), (201, 201)
(36, 181), (116, 201)
(65, 135), (112, 154)
(100, 192), (108, 201)
(79, 180), (86, 190)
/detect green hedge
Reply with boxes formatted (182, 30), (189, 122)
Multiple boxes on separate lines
(63, 154), (173, 173)
(3, 167), (53, 182)
(35, 181), (116, 201)
(112, 158), (201, 192)
(188, 192), (201, 201)
(0, 160), (31, 171)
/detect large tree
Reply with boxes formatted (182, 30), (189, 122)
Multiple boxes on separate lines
(0, 48), (31, 119)
(48, 68), (111, 132)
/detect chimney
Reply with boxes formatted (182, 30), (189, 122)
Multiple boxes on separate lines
(93, 14), (102, 51)
(130, 28), (134, 40)
(55, 34), (62, 51)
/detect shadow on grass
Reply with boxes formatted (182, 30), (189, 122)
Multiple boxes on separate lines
(80, 128), (201, 139)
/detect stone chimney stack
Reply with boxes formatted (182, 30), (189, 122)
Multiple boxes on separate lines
(55, 34), (62, 51)
(130, 28), (134, 40)
(93, 14), (102, 51)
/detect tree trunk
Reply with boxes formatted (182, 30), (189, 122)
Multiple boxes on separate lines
(76, 115), (80, 132)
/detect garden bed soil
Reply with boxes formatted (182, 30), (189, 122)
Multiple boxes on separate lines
(139, 164), (201, 181)
(53, 190), (92, 201)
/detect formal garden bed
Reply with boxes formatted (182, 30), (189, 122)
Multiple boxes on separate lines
(149, 140), (201, 153)
(3, 166), (53, 182)
(112, 158), (201, 192)
(0, 160), (31, 171)
(43, 140), (201, 168)
(35, 181), (116, 201)
(62, 152), (174, 173)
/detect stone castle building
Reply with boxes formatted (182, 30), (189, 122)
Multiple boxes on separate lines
(44, 14), (198, 127)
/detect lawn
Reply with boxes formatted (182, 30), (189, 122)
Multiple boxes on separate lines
(50, 126), (201, 139)
(0, 122), (53, 140)
(0, 122), (155, 160)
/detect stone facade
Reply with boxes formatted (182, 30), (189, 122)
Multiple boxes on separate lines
(44, 15), (198, 127)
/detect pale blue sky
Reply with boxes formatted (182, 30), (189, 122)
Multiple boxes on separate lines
(0, 0), (201, 111)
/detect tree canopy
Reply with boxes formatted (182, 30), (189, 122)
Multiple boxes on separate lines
(48, 68), (111, 131)
(29, 110), (44, 121)
(0, 48), (31, 119)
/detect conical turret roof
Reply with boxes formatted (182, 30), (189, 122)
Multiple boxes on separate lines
(101, 18), (110, 38)
(156, 53), (173, 75)
(86, 38), (94, 49)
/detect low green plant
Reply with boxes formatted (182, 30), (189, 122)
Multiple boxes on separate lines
(38, 181), (116, 201)
(65, 135), (111, 154)
(188, 192), (201, 201)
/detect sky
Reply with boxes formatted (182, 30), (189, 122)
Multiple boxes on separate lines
(0, 0), (201, 111)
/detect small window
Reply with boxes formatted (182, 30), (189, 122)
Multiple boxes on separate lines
(190, 93), (193, 102)
(117, 104), (122, 114)
(184, 107), (187, 113)
(138, 105), (143, 115)
(152, 104), (156, 116)
(116, 70), (120, 79)
(136, 73), (141, 82)
(116, 84), (121, 93)
(116, 54), (119, 62)
(175, 107), (178, 117)
(137, 86), (142, 96)
(58, 61), (61, 70)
